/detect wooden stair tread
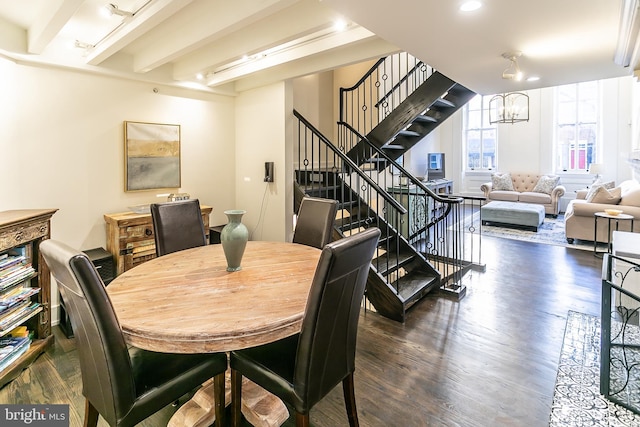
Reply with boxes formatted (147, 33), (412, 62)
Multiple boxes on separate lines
(433, 98), (455, 108)
(374, 251), (415, 275)
(414, 114), (437, 123)
(393, 271), (439, 303)
(397, 130), (421, 137)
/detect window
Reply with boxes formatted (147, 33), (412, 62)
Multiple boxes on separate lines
(555, 81), (599, 172)
(464, 95), (497, 170)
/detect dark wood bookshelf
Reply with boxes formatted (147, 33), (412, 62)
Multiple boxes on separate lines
(0, 209), (57, 388)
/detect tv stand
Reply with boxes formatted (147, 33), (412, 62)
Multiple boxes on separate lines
(387, 179), (453, 239)
(422, 178), (453, 194)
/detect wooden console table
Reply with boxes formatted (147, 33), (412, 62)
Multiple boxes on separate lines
(104, 205), (212, 275)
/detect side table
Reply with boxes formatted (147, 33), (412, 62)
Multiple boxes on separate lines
(594, 212), (634, 256)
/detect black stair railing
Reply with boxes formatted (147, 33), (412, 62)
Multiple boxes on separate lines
(601, 253), (640, 415)
(295, 110), (433, 295)
(339, 52), (433, 138)
(337, 121), (475, 293)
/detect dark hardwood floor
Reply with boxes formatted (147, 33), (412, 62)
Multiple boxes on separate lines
(0, 236), (602, 427)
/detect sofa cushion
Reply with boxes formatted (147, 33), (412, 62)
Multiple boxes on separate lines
(569, 199), (608, 217)
(519, 191), (552, 204)
(587, 186), (621, 204)
(491, 173), (514, 191)
(488, 190), (519, 202)
(532, 175), (560, 194)
(620, 186), (640, 206)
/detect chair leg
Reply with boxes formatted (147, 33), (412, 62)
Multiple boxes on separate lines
(231, 369), (242, 427)
(214, 372), (226, 427)
(342, 373), (360, 427)
(295, 412), (310, 427)
(83, 399), (99, 427)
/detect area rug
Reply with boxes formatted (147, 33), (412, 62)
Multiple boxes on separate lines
(461, 212), (595, 250)
(548, 311), (640, 426)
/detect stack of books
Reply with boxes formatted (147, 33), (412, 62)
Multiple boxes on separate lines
(0, 250), (40, 351)
(0, 301), (41, 334)
(0, 253), (35, 291)
(0, 335), (30, 372)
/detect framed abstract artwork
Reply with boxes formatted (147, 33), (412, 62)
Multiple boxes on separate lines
(124, 121), (181, 191)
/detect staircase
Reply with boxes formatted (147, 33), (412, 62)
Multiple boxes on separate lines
(341, 59), (476, 169)
(294, 53), (479, 322)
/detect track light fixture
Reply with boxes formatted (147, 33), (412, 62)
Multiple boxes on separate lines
(501, 51), (523, 81)
(74, 40), (94, 50)
(104, 3), (134, 17)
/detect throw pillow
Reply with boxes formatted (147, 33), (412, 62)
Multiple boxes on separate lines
(587, 186), (622, 204)
(585, 180), (615, 201)
(491, 173), (514, 191)
(532, 175), (560, 194)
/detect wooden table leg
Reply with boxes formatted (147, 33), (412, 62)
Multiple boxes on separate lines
(169, 370), (290, 427)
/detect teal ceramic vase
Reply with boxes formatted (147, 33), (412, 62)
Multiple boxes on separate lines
(221, 210), (249, 272)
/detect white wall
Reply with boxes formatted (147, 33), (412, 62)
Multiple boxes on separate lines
(293, 72), (334, 138)
(0, 57), (237, 323)
(235, 81), (291, 242)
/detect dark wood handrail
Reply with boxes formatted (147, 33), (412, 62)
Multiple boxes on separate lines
(339, 57), (386, 92)
(294, 110), (407, 214)
(338, 57), (386, 122)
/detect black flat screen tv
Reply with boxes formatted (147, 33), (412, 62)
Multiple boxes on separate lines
(427, 153), (445, 180)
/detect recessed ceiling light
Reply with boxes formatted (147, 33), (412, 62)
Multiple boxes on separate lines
(460, 1), (482, 12)
(333, 19), (348, 31)
(527, 76), (540, 82)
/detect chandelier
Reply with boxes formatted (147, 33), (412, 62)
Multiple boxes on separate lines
(488, 92), (529, 124)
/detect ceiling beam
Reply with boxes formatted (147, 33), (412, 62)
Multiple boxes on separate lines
(28, 0), (83, 54)
(85, 0), (195, 66)
(131, 0), (299, 73)
(207, 26), (377, 87)
(172, 0), (341, 80)
(233, 37), (398, 92)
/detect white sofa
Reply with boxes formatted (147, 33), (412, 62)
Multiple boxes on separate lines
(564, 179), (640, 243)
(480, 172), (565, 216)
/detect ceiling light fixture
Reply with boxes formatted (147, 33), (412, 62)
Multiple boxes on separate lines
(73, 40), (95, 57)
(488, 92), (529, 124)
(460, 1), (482, 12)
(501, 51), (523, 81)
(103, 3), (134, 17)
(333, 19), (348, 31)
(74, 40), (95, 50)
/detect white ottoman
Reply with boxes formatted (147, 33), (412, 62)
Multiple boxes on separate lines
(481, 201), (545, 231)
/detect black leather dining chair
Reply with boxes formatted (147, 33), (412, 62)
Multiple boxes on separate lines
(150, 199), (207, 256)
(230, 227), (381, 427)
(292, 196), (338, 249)
(40, 240), (228, 427)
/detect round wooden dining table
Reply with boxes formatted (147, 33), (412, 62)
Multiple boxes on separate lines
(107, 241), (322, 427)
(106, 241), (322, 354)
